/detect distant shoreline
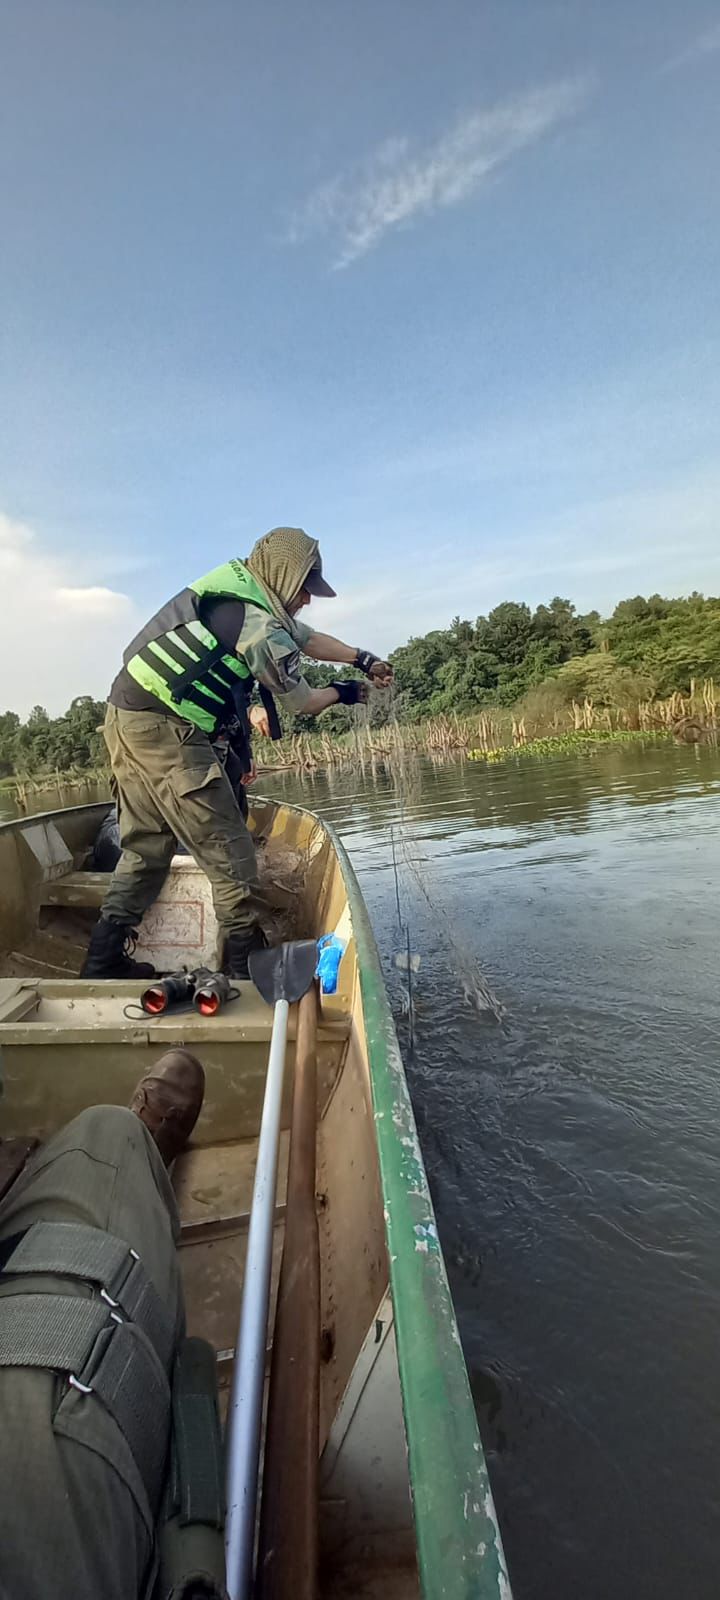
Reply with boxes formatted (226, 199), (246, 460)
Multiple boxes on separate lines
(2, 686), (717, 810)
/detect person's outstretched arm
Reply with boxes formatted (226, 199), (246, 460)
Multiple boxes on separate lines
(239, 616), (376, 727)
(301, 631), (393, 686)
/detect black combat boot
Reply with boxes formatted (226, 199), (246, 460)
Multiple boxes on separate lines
(81, 916), (156, 979)
(224, 926), (268, 980)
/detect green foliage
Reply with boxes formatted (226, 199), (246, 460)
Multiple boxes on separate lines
(391, 629), (459, 719)
(0, 697), (107, 778)
(390, 593), (720, 719)
(468, 729), (673, 764)
(392, 596), (617, 715)
(606, 593), (720, 693)
(2, 591), (718, 781)
(555, 652), (655, 712)
(0, 711), (20, 778)
(516, 648), (656, 731)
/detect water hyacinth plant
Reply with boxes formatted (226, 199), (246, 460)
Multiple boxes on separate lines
(468, 729), (674, 763)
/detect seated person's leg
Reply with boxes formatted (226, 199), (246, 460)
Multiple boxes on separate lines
(0, 1050), (204, 1600)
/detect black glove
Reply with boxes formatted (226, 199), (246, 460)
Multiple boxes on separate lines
(332, 680), (366, 705)
(354, 649), (380, 677)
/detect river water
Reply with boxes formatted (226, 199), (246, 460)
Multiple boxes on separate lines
(272, 742), (720, 1600)
(3, 742), (720, 1597)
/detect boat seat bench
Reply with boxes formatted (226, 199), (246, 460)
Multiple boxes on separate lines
(39, 872), (109, 909)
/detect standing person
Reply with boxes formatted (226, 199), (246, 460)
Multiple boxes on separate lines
(82, 527), (392, 980)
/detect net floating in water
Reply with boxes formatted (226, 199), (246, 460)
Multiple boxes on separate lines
(394, 951), (421, 973)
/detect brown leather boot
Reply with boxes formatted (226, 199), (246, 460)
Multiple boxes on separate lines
(129, 1048), (205, 1165)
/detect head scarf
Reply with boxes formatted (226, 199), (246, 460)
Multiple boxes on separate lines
(245, 527), (319, 633)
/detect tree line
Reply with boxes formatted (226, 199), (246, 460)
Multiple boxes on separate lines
(388, 591), (720, 722)
(1, 592), (718, 777)
(0, 697), (108, 780)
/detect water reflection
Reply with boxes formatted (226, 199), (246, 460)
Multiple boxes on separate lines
(0, 780), (109, 822)
(269, 742), (720, 1600)
(269, 743), (719, 871)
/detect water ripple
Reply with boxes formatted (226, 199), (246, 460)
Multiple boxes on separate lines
(270, 742), (720, 1600)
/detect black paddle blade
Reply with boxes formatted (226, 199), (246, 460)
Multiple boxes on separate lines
(248, 940), (318, 1006)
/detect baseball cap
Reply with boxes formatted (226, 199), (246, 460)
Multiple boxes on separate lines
(303, 556), (336, 598)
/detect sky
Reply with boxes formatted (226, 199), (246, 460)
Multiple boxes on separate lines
(1, 0), (719, 716)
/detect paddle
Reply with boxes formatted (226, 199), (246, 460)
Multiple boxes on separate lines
(256, 981), (320, 1600)
(224, 939), (318, 1600)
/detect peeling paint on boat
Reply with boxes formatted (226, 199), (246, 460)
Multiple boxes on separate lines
(327, 820), (511, 1598)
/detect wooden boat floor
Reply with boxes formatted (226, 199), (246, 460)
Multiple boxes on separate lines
(174, 1135), (291, 1397)
(1, 928), (89, 978)
(175, 1134), (290, 1231)
(39, 871), (109, 909)
(318, 1563), (418, 1599)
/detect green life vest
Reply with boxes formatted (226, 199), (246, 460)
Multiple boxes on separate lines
(123, 559), (274, 735)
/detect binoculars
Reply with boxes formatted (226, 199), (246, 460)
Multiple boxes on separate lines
(140, 968), (234, 1017)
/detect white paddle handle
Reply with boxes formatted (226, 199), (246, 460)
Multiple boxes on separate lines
(225, 997), (290, 1599)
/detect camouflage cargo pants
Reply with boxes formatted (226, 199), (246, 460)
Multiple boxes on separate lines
(0, 1105), (183, 1599)
(102, 703), (264, 937)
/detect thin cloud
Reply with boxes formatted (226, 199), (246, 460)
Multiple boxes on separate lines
(289, 78), (591, 268)
(308, 465), (720, 654)
(662, 21), (720, 72)
(0, 512), (138, 716)
(56, 586), (131, 615)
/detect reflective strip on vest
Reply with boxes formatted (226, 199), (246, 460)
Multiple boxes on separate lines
(124, 560), (273, 734)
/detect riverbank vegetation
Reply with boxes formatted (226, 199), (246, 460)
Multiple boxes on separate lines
(1, 592), (718, 794)
(254, 682), (715, 774)
(468, 728), (673, 764)
(0, 698), (106, 781)
(388, 591), (720, 720)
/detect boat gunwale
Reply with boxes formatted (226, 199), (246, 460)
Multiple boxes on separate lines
(285, 802), (511, 1600)
(0, 800), (112, 837)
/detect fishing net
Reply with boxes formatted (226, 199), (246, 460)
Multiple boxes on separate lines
(255, 842), (309, 942)
(354, 693), (504, 1041)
